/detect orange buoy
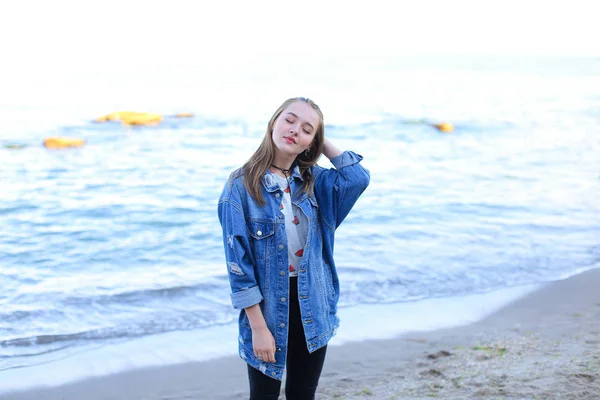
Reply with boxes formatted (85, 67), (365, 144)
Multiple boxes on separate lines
(120, 112), (163, 126)
(175, 112), (194, 118)
(431, 122), (454, 133)
(43, 137), (85, 149)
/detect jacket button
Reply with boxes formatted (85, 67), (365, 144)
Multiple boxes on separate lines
(271, 372), (277, 377)
(281, 297), (286, 302)
(280, 271), (285, 276)
(279, 244), (284, 250)
(275, 193), (280, 198)
(257, 230), (262, 236)
(280, 323), (285, 328)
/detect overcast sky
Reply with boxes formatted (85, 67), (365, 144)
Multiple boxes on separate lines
(2, 0), (598, 71)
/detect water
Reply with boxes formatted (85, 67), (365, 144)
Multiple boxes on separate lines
(1, 54), (599, 390)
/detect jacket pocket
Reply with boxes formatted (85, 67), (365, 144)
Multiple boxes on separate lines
(246, 220), (275, 261)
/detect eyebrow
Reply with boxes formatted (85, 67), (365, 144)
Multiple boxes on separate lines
(286, 112), (315, 130)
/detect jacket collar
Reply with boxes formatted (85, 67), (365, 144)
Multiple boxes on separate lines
(261, 163), (303, 193)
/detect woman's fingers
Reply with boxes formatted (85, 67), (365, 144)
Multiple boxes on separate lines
(254, 350), (276, 363)
(261, 351), (275, 363)
(252, 328), (277, 363)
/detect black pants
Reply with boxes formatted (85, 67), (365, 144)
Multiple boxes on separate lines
(247, 277), (327, 400)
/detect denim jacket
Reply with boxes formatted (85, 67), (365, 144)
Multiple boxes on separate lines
(218, 151), (370, 380)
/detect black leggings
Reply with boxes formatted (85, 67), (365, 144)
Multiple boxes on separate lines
(247, 277), (327, 400)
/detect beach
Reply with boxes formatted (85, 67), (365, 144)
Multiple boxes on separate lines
(2, 267), (598, 400)
(1, 5), (599, 399)
(3, 54), (599, 398)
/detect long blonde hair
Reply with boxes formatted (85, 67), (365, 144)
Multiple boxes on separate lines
(239, 97), (325, 206)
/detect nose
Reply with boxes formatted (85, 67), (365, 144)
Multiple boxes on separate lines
(289, 122), (300, 135)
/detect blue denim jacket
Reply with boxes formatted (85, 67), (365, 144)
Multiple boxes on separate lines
(218, 151), (370, 380)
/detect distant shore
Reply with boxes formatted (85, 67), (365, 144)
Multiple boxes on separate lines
(2, 268), (599, 400)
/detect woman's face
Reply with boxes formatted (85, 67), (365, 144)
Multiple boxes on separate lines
(271, 101), (320, 159)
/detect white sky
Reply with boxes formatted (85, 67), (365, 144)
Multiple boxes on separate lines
(1, 0), (598, 71)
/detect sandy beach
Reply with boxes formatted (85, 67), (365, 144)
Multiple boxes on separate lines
(2, 268), (599, 400)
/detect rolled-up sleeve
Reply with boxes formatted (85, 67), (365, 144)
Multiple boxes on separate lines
(218, 183), (263, 309)
(314, 151), (370, 229)
(330, 151), (363, 170)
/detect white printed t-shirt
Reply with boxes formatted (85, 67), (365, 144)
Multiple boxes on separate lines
(270, 171), (308, 277)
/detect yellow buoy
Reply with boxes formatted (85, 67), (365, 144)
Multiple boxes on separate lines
(95, 111), (142, 123)
(43, 137), (85, 149)
(120, 112), (163, 126)
(431, 122), (454, 133)
(175, 112), (194, 118)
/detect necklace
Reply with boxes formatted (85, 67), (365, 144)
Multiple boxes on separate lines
(271, 164), (291, 177)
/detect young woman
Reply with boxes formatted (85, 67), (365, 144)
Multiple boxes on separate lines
(218, 97), (370, 399)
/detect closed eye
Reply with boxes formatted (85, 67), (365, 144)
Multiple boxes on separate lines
(285, 112), (315, 133)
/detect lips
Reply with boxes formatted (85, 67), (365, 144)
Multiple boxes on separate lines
(284, 137), (296, 144)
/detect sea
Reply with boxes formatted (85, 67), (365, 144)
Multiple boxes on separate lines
(1, 54), (599, 393)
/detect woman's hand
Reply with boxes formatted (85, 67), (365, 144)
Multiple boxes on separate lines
(245, 304), (276, 363)
(252, 326), (276, 363)
(322, 138), (342, 160)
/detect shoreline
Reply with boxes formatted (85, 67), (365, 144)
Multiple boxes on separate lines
(0, 283), (538, 394)
(2, 267), (599, 399)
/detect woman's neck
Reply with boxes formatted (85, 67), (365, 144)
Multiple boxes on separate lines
(270, 155), (295, 179)
(271, 155), (295, 172)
